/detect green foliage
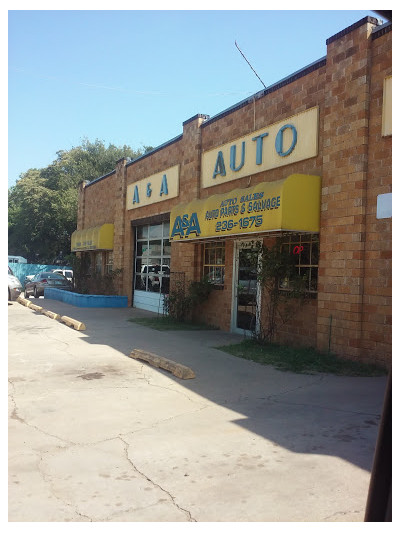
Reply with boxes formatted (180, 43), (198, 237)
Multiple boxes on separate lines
(8, 138), (153, 263)
(249, 239), (308, 343)
(164, 277), (213, 322)
(127, 316), (218, 331)
(69, 254), (122, 295)
(218, 339), (388, 376)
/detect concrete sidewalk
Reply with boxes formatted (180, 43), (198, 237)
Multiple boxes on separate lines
(9, 297), (387, 522)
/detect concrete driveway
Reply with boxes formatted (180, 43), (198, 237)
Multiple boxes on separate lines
(8, 298), (387, 522)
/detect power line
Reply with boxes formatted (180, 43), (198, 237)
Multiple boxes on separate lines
(235, 41), (267, 90)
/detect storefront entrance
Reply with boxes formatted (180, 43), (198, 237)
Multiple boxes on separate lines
(231, 240), (261, 335)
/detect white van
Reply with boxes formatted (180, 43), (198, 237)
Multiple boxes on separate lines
(8, 255), (27, 264)
(51, 268), (74, 283)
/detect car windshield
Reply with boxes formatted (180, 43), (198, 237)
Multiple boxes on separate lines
(41, 273), (67, 280)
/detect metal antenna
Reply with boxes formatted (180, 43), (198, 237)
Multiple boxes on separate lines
(235, 40), (267, 90)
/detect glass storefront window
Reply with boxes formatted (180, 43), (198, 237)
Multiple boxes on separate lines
(134, 222), (171, 294)
(280, 233), (319, 294)
(203, 242), (225, 286)
(136, 225), (148, 239)
(105, 252), (113, 274)
(95, 252), (102, 274)
(149, 224), (163, 239)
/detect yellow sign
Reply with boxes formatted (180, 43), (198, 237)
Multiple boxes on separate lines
(170, 174), (321, 241)
(71, 224), (114, 251)
(382, 76), (392, 137)
(201, 107), (319, 188)
(126, 165), (179, 210)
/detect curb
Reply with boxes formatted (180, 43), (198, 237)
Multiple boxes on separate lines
(129, 349), (195, 380)
(17, 296), (86, 331)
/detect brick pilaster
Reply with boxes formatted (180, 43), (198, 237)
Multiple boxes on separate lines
(113, 158), (128, 293)
(317, 17), (378, 359)
(170, 115), (208, 283)
(76, 180), (89, 230)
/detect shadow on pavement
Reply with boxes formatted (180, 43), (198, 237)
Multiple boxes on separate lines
(27, 298), (388, 473)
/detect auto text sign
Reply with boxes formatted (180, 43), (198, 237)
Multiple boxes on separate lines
(201, 107), (319, 189)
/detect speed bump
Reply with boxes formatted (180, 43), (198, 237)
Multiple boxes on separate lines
(129, 349), (195, 379)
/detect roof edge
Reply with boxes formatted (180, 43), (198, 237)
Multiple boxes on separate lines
(201, 56), (326, 128)
(326, 16), (379, 45)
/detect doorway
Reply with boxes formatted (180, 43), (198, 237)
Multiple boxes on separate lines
(231, 240), (261, 335)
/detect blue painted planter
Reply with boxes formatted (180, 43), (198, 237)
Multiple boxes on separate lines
(44, 288), (128, 308)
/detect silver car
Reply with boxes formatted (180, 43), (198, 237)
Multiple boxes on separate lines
(25, 271), (73, 298)
(8, 266), (23, 301)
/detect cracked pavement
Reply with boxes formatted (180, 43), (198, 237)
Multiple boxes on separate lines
(8, 299), (387, 522)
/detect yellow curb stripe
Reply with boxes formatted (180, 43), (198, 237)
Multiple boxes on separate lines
(129, 349), (195, 380)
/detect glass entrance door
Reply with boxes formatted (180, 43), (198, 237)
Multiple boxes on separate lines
(231, 241), (260, 334)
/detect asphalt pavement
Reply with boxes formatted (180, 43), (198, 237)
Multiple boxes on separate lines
(8, 297), (388, 522)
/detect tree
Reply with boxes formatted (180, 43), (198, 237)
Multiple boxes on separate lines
(8, 139), (153, 262)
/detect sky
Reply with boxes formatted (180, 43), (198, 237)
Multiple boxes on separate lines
(7, 5), (386, 189)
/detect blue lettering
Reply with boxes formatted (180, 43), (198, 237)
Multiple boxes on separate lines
(187, 213), (201, 237)
(146, 183), (152, 197)
(160, 174), (168, 196)
(132, 185), (139, 204)
(171, 213), (201, 239)
(213, 151), (226, 179)
(252, 132), (269, 165)
(171, 216), (184, 238)
(275, 124), (297, 157)
(230, 141), (245, 172)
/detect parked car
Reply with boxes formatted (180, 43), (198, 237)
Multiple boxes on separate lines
(51, 268), (74, 283)
(25, 271), (73, 298)
(140, 264), (170, 291)
(8, 266), (23, 301)
(151, 265), (170, 289)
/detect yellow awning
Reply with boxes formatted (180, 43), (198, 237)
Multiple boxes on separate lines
(170, 174), (321, 241)
(71, 223), (114, 252)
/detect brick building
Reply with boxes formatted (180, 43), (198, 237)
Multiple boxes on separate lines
(72, 16), (392, 367)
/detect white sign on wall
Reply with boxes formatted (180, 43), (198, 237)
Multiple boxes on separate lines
(377, 193), (392, 219)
